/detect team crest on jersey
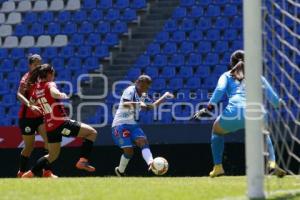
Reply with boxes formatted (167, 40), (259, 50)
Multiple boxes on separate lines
(24, 126), (31, 133)
(122, 129), (130, 138)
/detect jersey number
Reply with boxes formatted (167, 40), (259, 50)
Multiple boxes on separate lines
(38, 97), (52, 114)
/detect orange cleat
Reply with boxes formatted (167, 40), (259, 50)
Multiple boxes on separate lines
(43, 170), (58, 178)
(17, 170), (24, 178)
(21, 170), (34, 178)
(75, 157), (96, 172)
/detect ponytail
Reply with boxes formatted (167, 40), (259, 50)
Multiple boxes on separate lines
(230, 60), (244, 81)
(26, 64), (55, 89)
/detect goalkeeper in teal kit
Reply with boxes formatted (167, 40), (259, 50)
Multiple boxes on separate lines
(194, 50), (286, 178)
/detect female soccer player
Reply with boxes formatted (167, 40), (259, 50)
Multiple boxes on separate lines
(22, 64), (97, 178)
(193, 50), (286, 178)
(112, 75), (174, 176)
(17, 54), (56, 178)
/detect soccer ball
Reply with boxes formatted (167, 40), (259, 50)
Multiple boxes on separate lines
(151, 157), (169, 175)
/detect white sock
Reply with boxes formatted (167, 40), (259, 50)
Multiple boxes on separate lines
(118, 154), (130, 173)
(142, 148), (153, 165)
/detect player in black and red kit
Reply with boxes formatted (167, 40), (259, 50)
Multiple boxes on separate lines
(22, 64), (97, 178)
(17, 54), (56, 178)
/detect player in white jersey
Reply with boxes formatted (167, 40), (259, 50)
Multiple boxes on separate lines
(112, 75), (174, 176)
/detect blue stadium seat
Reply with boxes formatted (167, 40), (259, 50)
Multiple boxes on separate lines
(103, 33), (119, 46)
(15, 58), (28, 73)
(180, 41), (194, 53)
(98, 0), (112, 9)
(215, 17), (229, 29)
(197, 18), (211, 30)
(11, 48), (25, 59)
(94, 45), (109, 58)
(203, 53), (218, 65)
(28, 47), (41, 55)
(185, 77), (201, 89)
(115, 0), (129, 9)
(206, 5), (220, 16)
(131, 0), (146, 9)
(153, 54), (167, 67)
(198, 0), (210, 5)
(70, 33), (84, 46)
(172, 7), (187, 19)
(7, 72), (20, 83)
(60, 46), (74, 58)
(86, 33), (101, 45)
(155, 31), (169, 44)
(161, 67), (176, 78)
(187, 53), (201, 66)
(145, 67), (158, 77)
(14, 24), (28, 36)
(51, 58), (64, 70)
(121, 8), (137, 22)
(180, 18), (194, 31)
(112, 21), (127, 33)
(39, 11), (54, 24)
(89, 9), (103, 22)
(189, 6), (203, 18)
(231, 40), (243, 50)
(214, 41), (228, 52)
(168, 78), (183, 90)
(162, 42), (177, 55)
(223, 29), (237, 40)
(2, 94), (16, 106)
(152, 78), (166, 90)
(127, 68), (141, 79)
(171, 31), (185, 42)
(195, 66), (210, 77)
(181, 0), (195, 7)
(73, 11), (88, 23)
(197, 41), (211, 52)
(95, 22), (110, 33)
(29, 23), (44, 36)
(24, 12), (38, 23)
(214, 65), (228, 75)
(58, 11), (71, 23)
(206, 29), (220, 41)
(63, 22), (77, 34)
(77, 46), (91, 58)
(83, 0), (97, 9)
(189, 30), (203, 42)
(83, 57), (100, 70)
(0, 59), (14, 72)
(105, 9), (120, 22)
(136, 55), (150, 67)
(43, 47), (58, 59)
(56, 70), (71, 81)
(0, 49), (8, 59)
(67, 57), (81, 70)
(178, 66), (193, 78)
(79, 21), (94, 34)
(0, 106), (5, 117)
(165, 20), (177, 32)
(47, 22), (61, 35)
(219, 52), (231, 64)
(223, 5), (238, 16)
(146, 43), (160, 55)
(169, 54), (184, 66)
(0, 82), (9, 95)
(231, 16), (242, 28)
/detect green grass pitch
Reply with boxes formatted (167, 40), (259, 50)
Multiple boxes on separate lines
(0, 176), (299, 200)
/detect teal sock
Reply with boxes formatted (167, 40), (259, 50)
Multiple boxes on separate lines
(211, 133), (224, 165)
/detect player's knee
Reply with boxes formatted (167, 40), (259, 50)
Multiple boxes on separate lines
(123, 148), (134, 157)
(22, 145), (34, 156)
(136, 138), (149, 149)
(48, 151), (60, 163)
(87, 128), (97, 141)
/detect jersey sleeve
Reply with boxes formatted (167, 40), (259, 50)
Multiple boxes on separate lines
(261, 76), (280, 108)
(209, 73), (228, 105)
(121, 87), (135, 101)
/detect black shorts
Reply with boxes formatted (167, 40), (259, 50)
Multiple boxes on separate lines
(47, 120), (81, 143)
(19, 117), (44, 136)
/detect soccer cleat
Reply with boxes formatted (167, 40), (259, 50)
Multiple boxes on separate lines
(114, 167), (125, 177)
(43, 170), (58, 178)
(17, 170), (24, 178)
(76, 158), (96, 172)
(268, 161), (287, 178)
(209, 164), (225, 178)
(21, 170), (34, 178)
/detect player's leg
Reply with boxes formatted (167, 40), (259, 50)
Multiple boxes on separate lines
(115, 147), (134, 176)
(76, 122), (97, 172)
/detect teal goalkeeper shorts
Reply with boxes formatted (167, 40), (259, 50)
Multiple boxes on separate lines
(218, 106), (245, 133)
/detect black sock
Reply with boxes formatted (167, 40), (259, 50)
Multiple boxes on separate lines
(43, 161), (52, 171)
(32, 157), (49, 176)
(43, 148), (49, 156)
(80, 139), (94, 160)
(19, 155), (29, 172)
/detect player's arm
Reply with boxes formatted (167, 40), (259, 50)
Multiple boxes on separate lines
(145, 92), (174, 110)
(49, 85), (68, 99)
(261, 76), (283, 108)
(193, 74), (228, 119)
(17, 85), (42, 114)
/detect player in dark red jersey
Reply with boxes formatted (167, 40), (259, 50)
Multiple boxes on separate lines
(17, 54), (56, 178)
(22, 64), (97, 178)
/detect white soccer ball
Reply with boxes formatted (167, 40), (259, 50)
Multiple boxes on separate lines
(151, 157), (169, 175)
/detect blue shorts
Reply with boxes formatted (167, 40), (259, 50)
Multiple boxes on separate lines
(218, 106), (245, 133)
(112, 124), (146, 148)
